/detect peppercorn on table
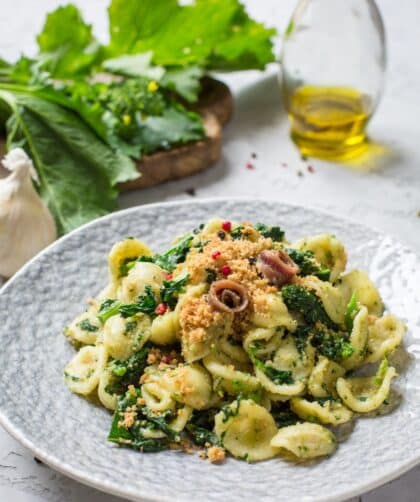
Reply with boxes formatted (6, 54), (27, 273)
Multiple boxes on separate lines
(0, 0), (419, 501)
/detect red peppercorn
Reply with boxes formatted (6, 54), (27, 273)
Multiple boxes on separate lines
(221, 221), (232, 232)
(165, 273), (173, 280)
(161, 354), (171, 364)
(246, 162), (255, 170)
(220, 265), (232, 276)
(212, 250), (222, 260)
(155, 303), (167, 315)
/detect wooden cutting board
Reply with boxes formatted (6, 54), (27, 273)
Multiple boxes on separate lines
(0, 78), (234, 189)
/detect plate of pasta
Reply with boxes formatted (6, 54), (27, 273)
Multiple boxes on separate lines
(0, 198), (419, 502)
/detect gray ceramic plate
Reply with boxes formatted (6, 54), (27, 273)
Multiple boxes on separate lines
(0, 199), (419, 502)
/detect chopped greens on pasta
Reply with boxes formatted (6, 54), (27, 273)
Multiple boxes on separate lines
(63, 219), (406, 463)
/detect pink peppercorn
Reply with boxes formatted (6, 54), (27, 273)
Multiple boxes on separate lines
(221, 221), (232, 232)
(155, 303), (167, 315)
(220, 265), (232, 276)
(212, 250), (222, 260)
(165, 273), (173, 280)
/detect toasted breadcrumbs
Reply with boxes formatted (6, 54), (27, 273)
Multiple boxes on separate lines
(207, 446), (226, 463)
(178, 229), (279, 347)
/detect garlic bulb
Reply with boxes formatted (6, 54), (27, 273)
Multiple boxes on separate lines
(0, 148), (57, 277)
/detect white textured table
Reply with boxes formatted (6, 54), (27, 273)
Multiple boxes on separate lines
(1, 1), (419, 501)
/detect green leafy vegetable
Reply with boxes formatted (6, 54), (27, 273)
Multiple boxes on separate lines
(78, 319), (99, 332)
(250, 349), (294, 385)
(345, 293), (358, 332)
(254, 223), (285, 242)
(136, 105), (204, 155)
(286, 248), (330, 280)
(108, 0), (276, 71)
(102, 52), (165, 80)
(220, 395), (242, 422)
(310, 330), (354, 362)
(293, 325), (311, 355)
(106, 346), (150, 395)
(98, 285), (157, 323)
(108, 388), (178, 451)
(374, 358), (389, 386)
(0, 89), (138, 234)
(36, 4), (101, 78)
(153, 234), (194, 271)
(281, 284), (338, 330)
(230, 225), (244, 240)
(160, 65), (204, 102)
(271, 403), (300, 428)
(0, 1), (275, 235)
(205, 268), (217, 284)
(160, 274), (189, 309)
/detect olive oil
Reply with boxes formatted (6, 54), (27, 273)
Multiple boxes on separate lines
(287, 86), (371, 160)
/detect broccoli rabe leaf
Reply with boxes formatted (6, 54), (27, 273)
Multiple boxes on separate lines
(345, 293), (359, 332)
(36, 4), (101, 78)
(98, 285), (157, 323)
(135, 105), (204, 155)
(106, 346), (150, 395)
(310, 330), (354, 362)
(108, 388), (177, 452)
(160, 65), (204, 103)
(293, 325), (311, 356)
(271, 403), (300, 428)
(254, 223), (285, 242)
(160, 274), (189, 309)
(186, 424), (219, 447)
(153, 234), (194, 271)
(108, 0), (276, 71)
(250, 349), (294, 385)
(281, 284), (338, 330)
(102, 52), (165, 80)
(286, 248), (330, 281)
(77, 319), (99, 332)
(1, 90), (138, 235)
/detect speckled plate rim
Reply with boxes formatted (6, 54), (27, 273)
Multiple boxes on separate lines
(0, 196), (419, 502)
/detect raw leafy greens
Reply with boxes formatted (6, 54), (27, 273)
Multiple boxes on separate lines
(0, 1), (276, 235)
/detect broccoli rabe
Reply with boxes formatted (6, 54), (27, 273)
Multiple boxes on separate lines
(186, 409), (219, 446)
(281, 284), (338, 330)
(108, 387), (179, 452)
(249, 348), (294, 385)
(344, 293), (358, 332)
(105, 346), (150, 396)
(310, 330), (354, 362)
(98, 285), (157, 323)
(160, 274), (189, 309)
(286, 248), (330, 281)
(271, 402), (301, 428)
(254, 223), (285, 242)
(124, 233), (194, 274)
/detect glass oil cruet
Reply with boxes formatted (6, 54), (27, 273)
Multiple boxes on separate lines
(281, 0), (387, 160)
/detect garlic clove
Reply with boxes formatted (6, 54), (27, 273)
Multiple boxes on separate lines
(0, 148), (57, 278)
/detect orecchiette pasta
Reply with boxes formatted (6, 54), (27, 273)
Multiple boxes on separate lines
(270, 423), (337, 459)
(103, 314), (150, 360)
(365, 314), (406, 364)
(108, 238), (153, 283)
(63, 219), (406, 464)
(290, 397), (353, 425)
(336, 360), (397, 413)
(64, 344), (107, 395)
(308, 356), (345, 398)
(337, 269), (384, 316)
(215, 399), (279, 461)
